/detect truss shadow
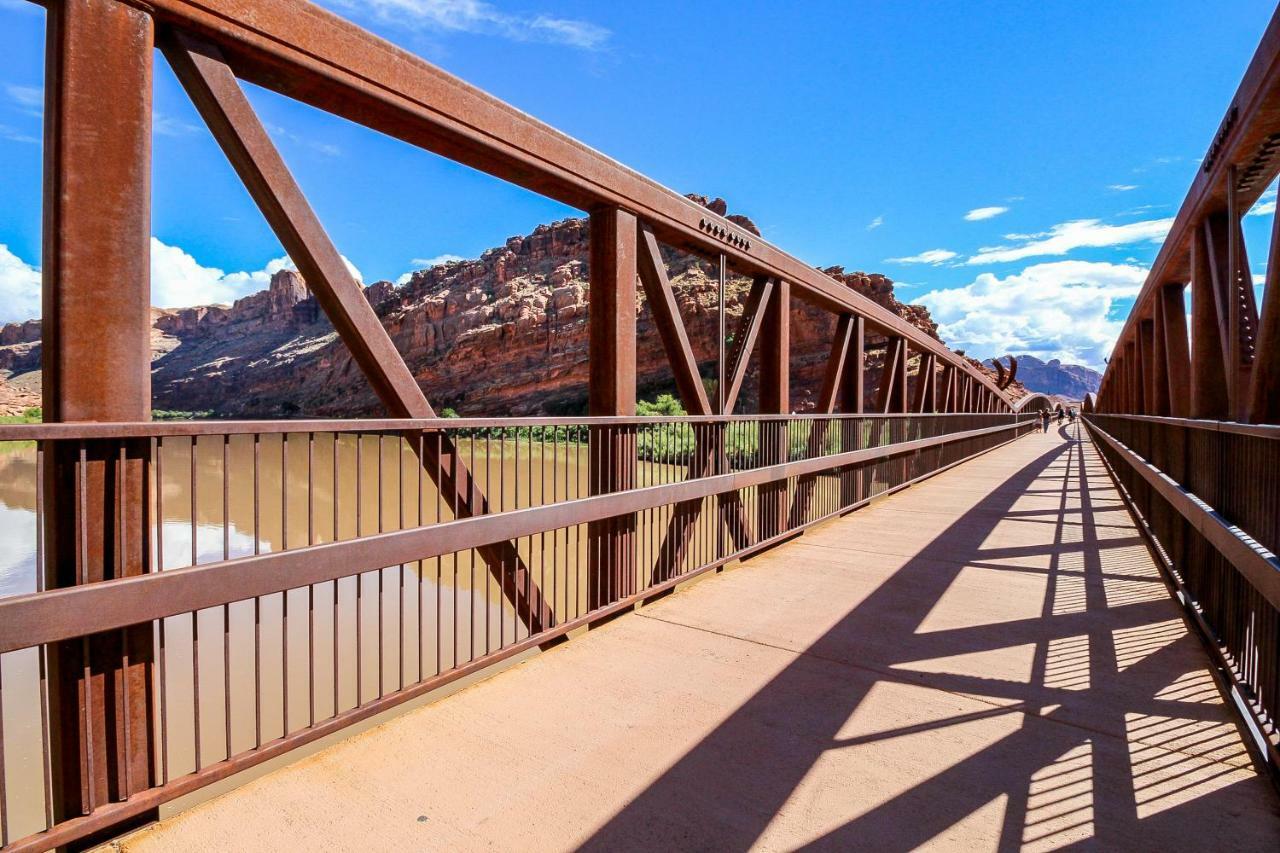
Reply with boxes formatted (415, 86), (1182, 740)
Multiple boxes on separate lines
(578, 424), (1279, 851)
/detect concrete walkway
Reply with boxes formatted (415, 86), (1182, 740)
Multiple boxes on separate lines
(119, 424), (1280, 851)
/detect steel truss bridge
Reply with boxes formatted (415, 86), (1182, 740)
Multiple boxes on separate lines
(0, 1), (1277, 850)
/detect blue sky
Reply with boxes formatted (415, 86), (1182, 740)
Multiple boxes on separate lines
(1, 0), (1277, 369)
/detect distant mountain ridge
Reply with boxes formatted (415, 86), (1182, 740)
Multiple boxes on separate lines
(986, 355), (1100, 399)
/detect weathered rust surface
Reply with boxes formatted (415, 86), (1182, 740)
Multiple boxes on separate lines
(587, 209), (637, 607)
(41, 0), (157, 824)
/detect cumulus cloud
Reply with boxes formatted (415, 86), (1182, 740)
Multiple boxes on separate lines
(150, 241), (362, 308)
(917, 259), (1148, 369)
(965, 217), (1173, 265)
(0, 240), (365, 320)
(0, 244), (42, 324)
(325, 0), (610, 49)
(964, 206), (1008, 221)
(4, 84), (41, 113)
(886, 248), (957, 265)
(1248, 184), (1277, 217)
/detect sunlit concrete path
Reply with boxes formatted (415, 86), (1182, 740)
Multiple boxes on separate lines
(117, 424), (1280, 852)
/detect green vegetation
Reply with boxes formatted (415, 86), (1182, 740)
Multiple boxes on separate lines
(0, 406), (42, 425)
(153, 409), (214, 420)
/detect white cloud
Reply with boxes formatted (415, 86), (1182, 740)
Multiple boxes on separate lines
(964, 217), (1173, 265)
(866, 215), (883, 230)
(151, 239), (362, 309)
(886, 248), (957, 265)
(326, 0), (610, 49)
(0, 124), (38, 144)
(0, 244), (42, 324)
(4, 84), (40, 112)
(1249, 200), (1276, 217)
(0, 240), (367, 320)
(1108, 184), (1139, 192)
(964, 206), (1008, 221)
(154, 112), (201, 137)
(411, 254), (466, 267)
(918, 259), (1148, 369)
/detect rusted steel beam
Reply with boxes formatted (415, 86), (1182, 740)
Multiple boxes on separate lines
(788, 315), (854, 525)
(587, 208), (638, 608)
(1192, 222), (1232, 419)
(722, 276), (773, 415)
(1138, 319), (1155, 415)
(41, 0), (157, 824)
(1150, 302), (1171, 417)
(816, 315), (854, 416)
(135, 0), (1009, 404)
(843, 316), (866, 414)
(1249, 207), (1280, 423)
(758, 280), (791, 540)
(911, 353), (938, 413)
(1160, 283), (1192, 418)
(1226, 178), (1260, 421)
(163, 32), (553, 632)
(637, 229), (754, 581)
(876, 337), (909, 413)
(635, 223), (712, 417)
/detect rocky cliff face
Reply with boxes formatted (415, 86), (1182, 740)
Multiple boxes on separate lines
(0, 197), (1018, 417)
(985, 354), (1100, 400)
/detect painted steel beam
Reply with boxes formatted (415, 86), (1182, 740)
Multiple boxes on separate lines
(587, 208), (638, 608)
(722, 276), (773, 415)
(636, 224), (712, 418)
(1249, 207), (1280, 422)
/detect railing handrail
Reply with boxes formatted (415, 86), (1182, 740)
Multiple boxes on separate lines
(0, 420), (1027, 656)
(0, 412), (1032, 442)
(1087, 412), (1280, 440)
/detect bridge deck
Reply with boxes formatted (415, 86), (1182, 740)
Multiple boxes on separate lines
(116, 425), (1280, 851)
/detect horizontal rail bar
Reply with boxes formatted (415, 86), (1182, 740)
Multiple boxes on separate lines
(1086, 420), (1280, 611)
(1079, 413), (1280, 440)
(0, 413), (1031, 442)
(0, 421), (1025, 654)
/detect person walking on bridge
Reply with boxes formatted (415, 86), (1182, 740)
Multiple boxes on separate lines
(1039, 409), (1051, 434)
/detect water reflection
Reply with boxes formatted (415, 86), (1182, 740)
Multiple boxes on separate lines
(0, 432), (740, 840)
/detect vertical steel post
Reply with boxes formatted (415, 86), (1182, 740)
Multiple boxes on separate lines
(717, 253), (726, 415)
(587, 208), (637, 609)
(1138, 319), (1155, 415)
(1193, 219), (1231, 418)
(42, 0), (157, 827)
(1160, 282), (1192, 418)
(1150, 301), (1171, 417)
(839, 316), (865, 510)
(758, 280), (790, 540)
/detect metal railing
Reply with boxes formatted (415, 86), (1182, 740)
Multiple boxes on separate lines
(1085, 414), (1280, 768)
(0, 413), (1036, 851)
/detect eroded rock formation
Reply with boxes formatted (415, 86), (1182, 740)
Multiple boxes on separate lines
(0, 197), (1020, 417)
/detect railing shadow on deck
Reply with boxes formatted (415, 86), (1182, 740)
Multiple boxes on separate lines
(578, 424), (1278, 851)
